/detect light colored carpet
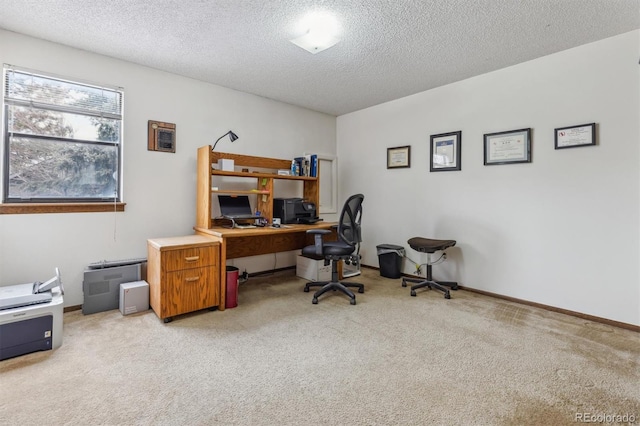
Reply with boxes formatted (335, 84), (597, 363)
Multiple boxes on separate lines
(1, 268), (638, 426)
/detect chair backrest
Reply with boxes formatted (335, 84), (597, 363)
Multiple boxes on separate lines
(338, 194), (364, 247)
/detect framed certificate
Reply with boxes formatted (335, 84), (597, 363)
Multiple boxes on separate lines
(430, 131), (461, 172)
(387, 145), (411, 169)
(554, 123), (596, 149)
(484, 128), (531, 165)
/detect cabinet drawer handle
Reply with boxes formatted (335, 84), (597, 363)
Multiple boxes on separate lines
(184, 276), (200, 282)
(184, 256), (200, 262)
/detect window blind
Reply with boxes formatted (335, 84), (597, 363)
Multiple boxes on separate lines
(4, 65), (123, 120)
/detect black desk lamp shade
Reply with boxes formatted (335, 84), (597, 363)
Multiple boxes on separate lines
(212, 131), (239, 151)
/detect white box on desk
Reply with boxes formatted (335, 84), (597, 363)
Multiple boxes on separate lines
(217, 159), (234, 171)
(296, 255), (331, 282)
(119, 280), (149, 316)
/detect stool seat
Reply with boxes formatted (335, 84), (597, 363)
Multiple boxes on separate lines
(408, 237), (456, 253)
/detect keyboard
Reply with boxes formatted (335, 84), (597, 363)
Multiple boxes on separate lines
(87, 257), (147, 270)
(299, 217), (323, 224)
(234, 223), (256, 229)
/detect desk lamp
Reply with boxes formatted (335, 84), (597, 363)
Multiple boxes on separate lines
(212, 130), (239, 151)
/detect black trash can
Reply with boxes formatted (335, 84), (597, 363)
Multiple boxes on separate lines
(376, 244), (405, 278)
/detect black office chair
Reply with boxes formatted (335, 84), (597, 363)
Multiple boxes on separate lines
(402, 237), (458, 299)
(302, 194), (365, 305)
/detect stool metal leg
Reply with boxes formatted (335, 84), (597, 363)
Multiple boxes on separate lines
(401, 256), (458, 299)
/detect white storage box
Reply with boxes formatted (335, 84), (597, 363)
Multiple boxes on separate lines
(296, 255), (331, 282)
(217, 159), (234, 171)
(119, 280), (149, 315)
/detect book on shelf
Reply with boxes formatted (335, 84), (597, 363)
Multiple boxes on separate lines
(303, 157), (310, 176)
(293, 154), (318, 177)
(310, 154), (318, 177)
(293, 157), (305, 176)
(305, 154), (318, 177)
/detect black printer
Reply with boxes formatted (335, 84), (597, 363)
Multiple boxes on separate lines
(273, 198), (322, 224)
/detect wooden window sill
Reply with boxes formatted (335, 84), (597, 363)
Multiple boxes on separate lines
(0, 202), (126, 214)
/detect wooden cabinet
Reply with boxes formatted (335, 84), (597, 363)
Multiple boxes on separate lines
(196, 146), (320, 229)
(147, 235), (220, 322)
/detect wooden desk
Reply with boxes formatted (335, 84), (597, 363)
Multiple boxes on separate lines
(194, 222), (335, 310)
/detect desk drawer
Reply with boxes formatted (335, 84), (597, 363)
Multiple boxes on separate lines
(162, 266), (218, 317)
(163, 245), (217, 272)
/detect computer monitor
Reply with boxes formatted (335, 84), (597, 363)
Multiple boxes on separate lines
(218, 195), (254, 218)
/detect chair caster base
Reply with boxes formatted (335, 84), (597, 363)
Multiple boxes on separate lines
(303, 287), (309, 292)
(309, 281), (362, 305)
(409, 287), (451, 299)
(402, 280), (407, 287)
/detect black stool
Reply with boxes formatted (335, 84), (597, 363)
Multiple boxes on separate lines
(402, 237), (458, 299)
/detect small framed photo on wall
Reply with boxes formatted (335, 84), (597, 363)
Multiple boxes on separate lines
(430, 131), (461, 172)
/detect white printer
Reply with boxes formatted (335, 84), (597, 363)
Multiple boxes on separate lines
(0, 268), (64, 360)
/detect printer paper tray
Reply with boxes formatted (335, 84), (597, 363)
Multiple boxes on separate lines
(0, 315), (53, 360)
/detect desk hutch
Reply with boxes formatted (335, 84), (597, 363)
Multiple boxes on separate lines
(196, 145), (320, 228)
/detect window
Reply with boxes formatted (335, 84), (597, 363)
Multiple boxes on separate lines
(2, 65), (123, 205)
(318, 155), (337, 214)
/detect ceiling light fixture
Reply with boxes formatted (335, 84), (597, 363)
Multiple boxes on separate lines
(290, 12), (340, 54)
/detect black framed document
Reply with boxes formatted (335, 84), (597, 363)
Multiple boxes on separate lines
(387, 145), (411, 169)
(430, 131), (461, 172)
(554, 123), (596, 149)
(484, 128), (531, 165)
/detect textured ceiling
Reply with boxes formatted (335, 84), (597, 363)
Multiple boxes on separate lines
(0, 0), (638, 116)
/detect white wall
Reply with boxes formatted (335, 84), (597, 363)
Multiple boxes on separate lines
(0, 30), (337, 307)
(337, 31), (640, 326)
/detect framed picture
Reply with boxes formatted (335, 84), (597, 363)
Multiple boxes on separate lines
(148, 120), (176, 153)
(554, 123), (596, 149)
(484, 128), (531, 165)
(430, 131), (461, 172)
(387, 145), (411, 169)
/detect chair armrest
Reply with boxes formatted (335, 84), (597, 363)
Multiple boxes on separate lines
(306, 229), (331, 256)
(306, 229), (332, 235)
